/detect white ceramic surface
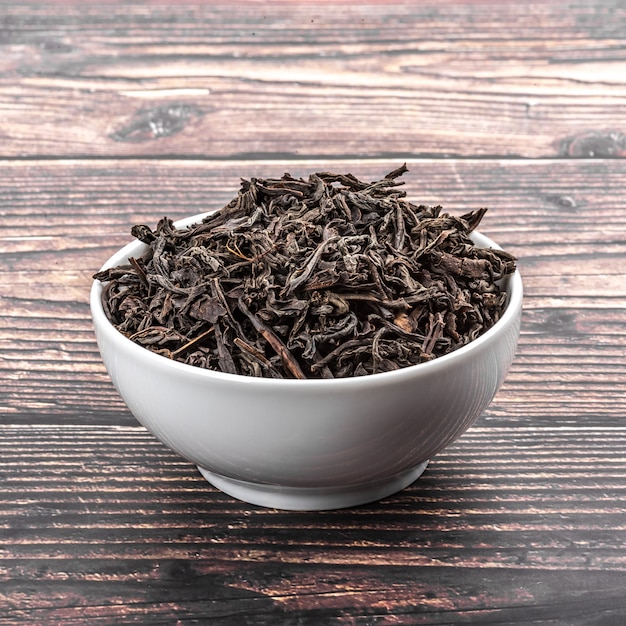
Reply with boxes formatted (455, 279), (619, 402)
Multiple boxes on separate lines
(91, 212), (523, 510)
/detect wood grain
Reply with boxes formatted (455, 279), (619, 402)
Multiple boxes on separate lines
(1, 159), (624, 428)
(1, 4), (625, 158)
(2, 424), (626, 624)
(1, 2), (626, 623)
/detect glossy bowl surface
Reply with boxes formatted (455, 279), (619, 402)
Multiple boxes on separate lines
(91, 212), (523, 510)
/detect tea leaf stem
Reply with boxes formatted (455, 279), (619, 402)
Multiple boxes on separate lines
(237, 297), (306, 380)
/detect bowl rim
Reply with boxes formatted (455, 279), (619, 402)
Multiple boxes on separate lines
(91, 211), (523, 389)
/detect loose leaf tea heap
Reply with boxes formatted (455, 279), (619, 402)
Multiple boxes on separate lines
(95, 165), (516, 379)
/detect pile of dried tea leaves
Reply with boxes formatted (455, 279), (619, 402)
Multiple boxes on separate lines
(94, 165), (517, 379)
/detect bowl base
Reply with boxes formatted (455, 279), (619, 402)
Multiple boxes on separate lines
(197, 461), (429, 510)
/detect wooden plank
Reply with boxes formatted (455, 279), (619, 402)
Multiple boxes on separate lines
(2, 424), (626, 623)
(1, 3), (625, 158)
(1, 158), (624, 426)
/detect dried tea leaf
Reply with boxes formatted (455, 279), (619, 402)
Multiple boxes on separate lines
(95, 166), (517, 379)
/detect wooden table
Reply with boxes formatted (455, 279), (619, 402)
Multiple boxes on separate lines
(2, 2), (625, 623)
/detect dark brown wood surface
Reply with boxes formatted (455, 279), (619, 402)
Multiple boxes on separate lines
(1, 3), (625, 624)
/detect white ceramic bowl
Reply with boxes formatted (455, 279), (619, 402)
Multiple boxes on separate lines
(91, 212), (523, 510)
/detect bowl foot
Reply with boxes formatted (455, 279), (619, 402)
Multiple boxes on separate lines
(196, 461), (429, 510)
